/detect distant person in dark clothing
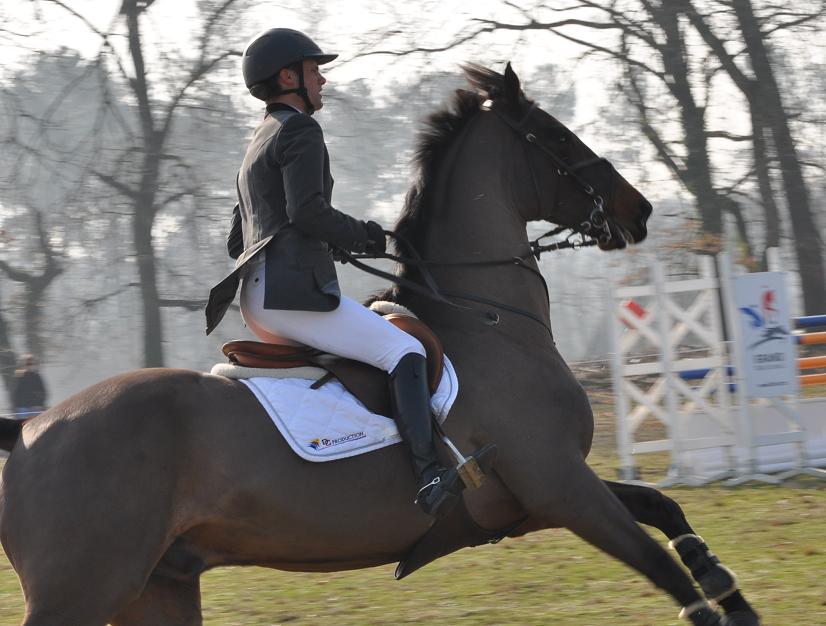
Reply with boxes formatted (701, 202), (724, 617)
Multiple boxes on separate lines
(12, 354), (47, 420)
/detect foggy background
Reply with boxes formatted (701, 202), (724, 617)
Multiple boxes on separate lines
(1, 0), (824, 414)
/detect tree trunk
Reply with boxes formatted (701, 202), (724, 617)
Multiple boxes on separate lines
(125, 1), (165, 367)
(0, 211), (62, 399)
(749, 108), (781, 267)
(133, 210), (163, 367)
(0, 284), (16, 405)
(24, 282), (48, 362)
(652, 2), (724, 239)
(733, 0), (826, 313)
(22, 213), (63, 361)
(134, 141), (164, 367)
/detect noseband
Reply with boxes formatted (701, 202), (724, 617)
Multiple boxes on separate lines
(489, 100), (615, 247)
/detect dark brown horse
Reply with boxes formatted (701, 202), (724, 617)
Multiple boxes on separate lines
(0, 64), (758, 626)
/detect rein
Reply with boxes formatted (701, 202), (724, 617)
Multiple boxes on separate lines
(339, 227), (591, 339)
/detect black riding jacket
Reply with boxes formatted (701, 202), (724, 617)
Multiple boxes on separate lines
(205, 103), (371, 334)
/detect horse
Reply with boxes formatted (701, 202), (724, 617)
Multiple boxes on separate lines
(0, 63), (759, 626)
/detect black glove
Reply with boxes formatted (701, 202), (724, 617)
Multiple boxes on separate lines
(364, 220), (387, 255)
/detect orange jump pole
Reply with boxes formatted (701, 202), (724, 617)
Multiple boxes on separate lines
(799, 355), (826, 370)
(795, 327), (826, 384)
(800, 372), (826, 386)
(796, 331), (826, 346)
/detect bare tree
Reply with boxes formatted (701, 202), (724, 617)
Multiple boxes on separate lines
(35, 0), (248, 366)
(0, 213), (63, 360)
(682, 0), (826, 312)
(355, 0), (825, 308)
(0, 213), (61, 406)
(353, 2), (748, 248)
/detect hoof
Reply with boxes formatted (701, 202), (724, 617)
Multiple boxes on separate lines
(721, 611), (760, 626)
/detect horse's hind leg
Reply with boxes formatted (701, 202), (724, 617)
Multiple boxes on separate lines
(605, 480), (759, 624)
(13, 562), (151, 626)
(517, 460), (724, 625)
(2, 433), (185, 625)
(9, 541), (173, 626)
(5, 521), (159, 626)
(110, 574), (202, 626)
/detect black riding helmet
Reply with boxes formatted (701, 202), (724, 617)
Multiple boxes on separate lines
(242, 28), (337, 113)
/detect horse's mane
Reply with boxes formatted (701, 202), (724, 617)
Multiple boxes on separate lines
(365, 63), (505, 305)
(394, 64), (505, 249)
(367, 65), (507, 306)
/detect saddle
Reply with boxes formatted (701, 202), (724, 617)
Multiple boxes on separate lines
(222, 313), (445, 416)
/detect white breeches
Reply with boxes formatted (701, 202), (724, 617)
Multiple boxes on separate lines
(239, 260), (425, 373)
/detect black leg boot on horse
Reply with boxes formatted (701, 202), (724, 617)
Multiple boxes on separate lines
(390, 352), (465, 519)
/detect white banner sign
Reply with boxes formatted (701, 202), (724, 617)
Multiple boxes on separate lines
(733, 272), (798, 398)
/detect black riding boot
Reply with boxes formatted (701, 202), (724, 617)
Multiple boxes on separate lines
(390, 353), (464, 519)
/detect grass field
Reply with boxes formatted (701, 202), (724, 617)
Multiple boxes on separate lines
(1, 389), (825, 625)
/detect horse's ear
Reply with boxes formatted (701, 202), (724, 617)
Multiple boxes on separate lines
(503, 62), (521, 104)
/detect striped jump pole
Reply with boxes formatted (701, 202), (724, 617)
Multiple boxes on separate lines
(794, 315), (826, 329)
(795, 317), (826, 386)
(796, 332), (826, 346)
(676, 314), (826, 387)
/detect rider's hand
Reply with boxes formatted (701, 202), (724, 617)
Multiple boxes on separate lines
(364, 220), (387, 255)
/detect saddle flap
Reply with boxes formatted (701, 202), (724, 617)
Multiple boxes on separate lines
(221, 341), (321, 369)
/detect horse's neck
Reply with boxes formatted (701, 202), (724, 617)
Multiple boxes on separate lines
(427, 125), (530, 259)
(409, 124), (555, 355)
(418, 120), (526, 264)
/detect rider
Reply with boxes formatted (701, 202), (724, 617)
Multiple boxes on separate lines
(205, 28), (463, 519)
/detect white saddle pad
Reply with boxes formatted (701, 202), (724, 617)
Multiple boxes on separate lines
(226, 357), (458, 462)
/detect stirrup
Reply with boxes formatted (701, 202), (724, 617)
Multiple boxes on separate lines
(413, 445), (498, 518)
(414, 472), (463, 501)
(414, 475), (442, 504)
(414, 470), (463, 519)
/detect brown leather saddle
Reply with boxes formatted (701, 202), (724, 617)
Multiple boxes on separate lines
(222, 313), (445, 416)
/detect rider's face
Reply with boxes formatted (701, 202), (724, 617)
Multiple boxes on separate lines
(302, 60), (326, 111)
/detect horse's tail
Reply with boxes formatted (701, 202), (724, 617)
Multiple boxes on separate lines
(0, 418), (22, 453)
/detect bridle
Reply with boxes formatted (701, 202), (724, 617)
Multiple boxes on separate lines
(340, 99), (622, 338)
(490, 100), (617, 248)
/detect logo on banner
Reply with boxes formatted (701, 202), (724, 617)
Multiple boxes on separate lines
(738, 288), (792, 350)
(733, 272), (798, 398)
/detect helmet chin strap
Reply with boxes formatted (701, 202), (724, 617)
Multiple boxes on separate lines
(277, 63), (315, 114)
(296, 70), (315, 114)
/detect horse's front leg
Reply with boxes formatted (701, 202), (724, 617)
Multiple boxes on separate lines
(499, 452), (730, 625)
(605, 480), (759, 625)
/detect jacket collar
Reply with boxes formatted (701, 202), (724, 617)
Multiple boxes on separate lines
(266, 102), (303, 117)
